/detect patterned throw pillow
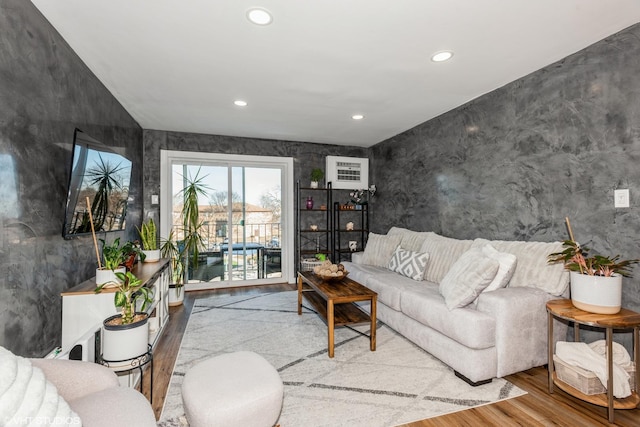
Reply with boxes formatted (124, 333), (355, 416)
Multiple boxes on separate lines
(388, 247), (430, 281)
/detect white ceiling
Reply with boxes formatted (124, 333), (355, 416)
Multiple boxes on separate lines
(31, 1), (640, 148)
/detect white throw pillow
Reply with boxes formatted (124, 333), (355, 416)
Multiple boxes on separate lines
(480, 243), (517, 291)
(388, 247), (430, 281)
(360, 233), (402, 268)
(439, 247), (500, 310)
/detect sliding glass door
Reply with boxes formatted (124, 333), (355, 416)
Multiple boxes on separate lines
(160, 151), (293, 289)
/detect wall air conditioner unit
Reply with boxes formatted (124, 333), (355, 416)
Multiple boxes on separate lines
(326, 156), (369, 190)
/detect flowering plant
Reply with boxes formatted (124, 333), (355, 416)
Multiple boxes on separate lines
(547, 217), (639, 277)
(349, 185), (376, 205)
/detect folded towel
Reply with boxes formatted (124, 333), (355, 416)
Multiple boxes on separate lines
(556, 341), (631, 398)
(588, 339), (632, 367)
(0, 346), (81, 426)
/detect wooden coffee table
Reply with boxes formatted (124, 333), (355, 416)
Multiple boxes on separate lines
(297, 271), (377, 358)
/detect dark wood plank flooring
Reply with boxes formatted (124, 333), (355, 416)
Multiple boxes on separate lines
(143, 284), (640, 426)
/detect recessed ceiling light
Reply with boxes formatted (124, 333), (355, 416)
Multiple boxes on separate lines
(234, 100), (248, 107)
(352, 114), (365, 120)
(431, 51), (454, 62)
(247, 8), (273, 25)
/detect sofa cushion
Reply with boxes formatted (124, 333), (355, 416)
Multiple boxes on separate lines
(400, 286), (496, 349)
(388, 247), (430, 281)
(387, 227), (435, 252)
(439, 247), (500, 309)
(360, 233), (402, 268)
(420, 233), (474, 283)
(70, 387), (157, 427)
(344, 262), (427, 311)
(471, 239), (518, 292)
(486, 240), (569, 296)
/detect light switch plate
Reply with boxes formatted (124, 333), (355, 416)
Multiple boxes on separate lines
(151, 194), (159, 205)
(614, 189), (630, 208)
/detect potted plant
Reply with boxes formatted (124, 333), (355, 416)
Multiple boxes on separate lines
(137, 218), (160, 262)
(95, 270), (153, 361)
(95, 237), (128, 285)
(310, 168), (324, 188)
(160, 169), (209, 306)
(160, 229), (185, 306)
(548, 217), (639, 314)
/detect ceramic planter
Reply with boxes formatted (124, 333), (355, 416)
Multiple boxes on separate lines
(168, 284), (185, 306)
(570, 271), (622, 314)
(102, 312), (149, 361)
(95, 267), (126, 286)
(141, 249), (161, 263)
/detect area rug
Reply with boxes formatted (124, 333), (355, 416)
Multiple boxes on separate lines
(158, 291), (526, 427)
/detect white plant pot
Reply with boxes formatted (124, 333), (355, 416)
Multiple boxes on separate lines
(570, 271), (622, 314)
(168, 284), (185, 307)
(102, 313), (149, 361)
(310, 181), (319, 188)
(142, 249), (161, 263)
(95, 267), (126, 286)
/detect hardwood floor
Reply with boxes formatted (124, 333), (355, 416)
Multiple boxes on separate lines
(144, 284), (640, 426)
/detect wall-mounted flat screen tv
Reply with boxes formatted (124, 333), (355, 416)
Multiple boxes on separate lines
(62, 128), (132, 239)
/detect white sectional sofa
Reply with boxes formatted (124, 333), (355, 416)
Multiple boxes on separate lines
(343, 227), (570, 385)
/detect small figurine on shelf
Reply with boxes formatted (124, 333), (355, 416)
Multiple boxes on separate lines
(349, 241), (358, 252)
(310, 224), (318, 231)
(346, 221), (354, 231)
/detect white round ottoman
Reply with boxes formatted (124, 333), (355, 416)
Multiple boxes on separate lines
(181, 351), (283, 427)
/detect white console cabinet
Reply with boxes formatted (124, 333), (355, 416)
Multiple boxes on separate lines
(61, 259), (170, 359)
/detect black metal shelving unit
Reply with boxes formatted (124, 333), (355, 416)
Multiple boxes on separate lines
(296, 181), (332, 271)
(332, 202), (369, 264)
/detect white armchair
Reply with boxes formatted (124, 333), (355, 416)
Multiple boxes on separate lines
(30, 358), (157, 427)
(0, 344), (156, 427)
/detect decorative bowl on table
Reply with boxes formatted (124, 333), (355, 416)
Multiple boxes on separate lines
(313, 261), (349, 281)
(315, 270), (349, 282)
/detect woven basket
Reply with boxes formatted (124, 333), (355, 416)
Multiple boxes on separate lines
(301, 258), (323, 272)
(554, 355), (636, 395)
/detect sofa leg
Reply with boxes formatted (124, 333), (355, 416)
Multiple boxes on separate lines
(454, 371), (492, 387)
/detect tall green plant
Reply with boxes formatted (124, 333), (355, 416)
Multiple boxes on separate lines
(160, 229), (184, 285)
(178, 169), (210, 269)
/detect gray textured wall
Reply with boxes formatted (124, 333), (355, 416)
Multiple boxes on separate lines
(371, 24), (640, 344)
(0, 0), (143, 356)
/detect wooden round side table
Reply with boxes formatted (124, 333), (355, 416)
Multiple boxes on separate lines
(546, 299), (640, 423)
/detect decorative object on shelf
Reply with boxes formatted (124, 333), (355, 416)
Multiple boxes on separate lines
(349, 240), (358, 252)
(349, 185), (376, 207)
(306, 196), (314, 210)
(310, 224), (318, 231)
(346, 221), (354, 231)
(310, 168), (324, 188)
(95, 270), (153, 361)
(547, 217), (639, 314)
(137, 218), (160, 262)
(320, 204), (327, 210)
